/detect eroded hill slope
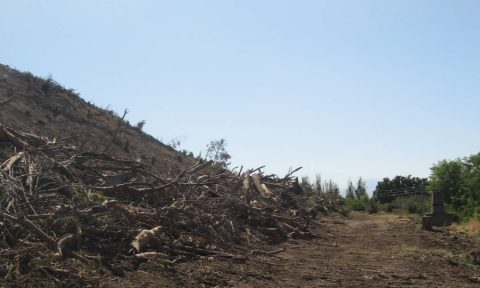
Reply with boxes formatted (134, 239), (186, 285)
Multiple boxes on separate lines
(0, 64), (196, 178)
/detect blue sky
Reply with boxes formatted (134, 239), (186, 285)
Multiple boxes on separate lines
(1, 0), (479, 191)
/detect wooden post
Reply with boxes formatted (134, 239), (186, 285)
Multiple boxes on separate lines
(432, 191), (445, 214)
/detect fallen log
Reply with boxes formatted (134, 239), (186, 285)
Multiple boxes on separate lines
(251, 175), (267, 195)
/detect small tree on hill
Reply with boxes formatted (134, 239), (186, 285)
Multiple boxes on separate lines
(205, 138), (231, 168)
(136, 120), (146, 131)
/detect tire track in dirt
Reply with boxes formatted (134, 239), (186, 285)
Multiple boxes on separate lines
(241, 212), (480, 287)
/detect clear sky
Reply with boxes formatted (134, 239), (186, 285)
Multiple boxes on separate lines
(1, 0), (479, 191)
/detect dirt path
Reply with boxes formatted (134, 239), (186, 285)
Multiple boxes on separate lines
(116, 212), (480, 287)
(268, 212), (480, 287)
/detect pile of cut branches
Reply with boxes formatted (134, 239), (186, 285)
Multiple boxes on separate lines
(0, 124), (335, 286)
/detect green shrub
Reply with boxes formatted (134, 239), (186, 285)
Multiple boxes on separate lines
(391, 196), (430, 216)
(368, 198), (379, 214)
(379, 202), (395, 212)
(41, 75), (53, 94)
(136, 120), (146, 131)
(429, 153), (480, 221)
(346, 194), (370, 212)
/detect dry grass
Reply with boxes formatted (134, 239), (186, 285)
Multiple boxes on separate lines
(397, 245), (476, 269)
(453, 218), (480, 237)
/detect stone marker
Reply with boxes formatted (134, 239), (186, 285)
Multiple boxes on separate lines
(422, 190), (454, 230)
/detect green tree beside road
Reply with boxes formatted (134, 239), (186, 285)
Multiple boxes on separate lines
(429, 153), (480, 221)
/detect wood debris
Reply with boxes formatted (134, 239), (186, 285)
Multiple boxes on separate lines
(0, 123), (338, 285)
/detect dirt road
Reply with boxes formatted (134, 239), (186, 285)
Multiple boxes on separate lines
(116, 212), (480, 287)
(266, 212), (480, 287)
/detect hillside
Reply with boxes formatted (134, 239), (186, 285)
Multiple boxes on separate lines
(0, 64), (333, 287)
(0, 64), (198, 178)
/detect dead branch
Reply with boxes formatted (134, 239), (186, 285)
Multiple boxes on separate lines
(251, 175), (272, 196)
(282, 167), (303, 182)
(251, 245), (286, 256)
(1, 151), (25, 172)
(0, 125), (30, 148)
(1, 212), (56, 247)
(245, 166), (266, 176)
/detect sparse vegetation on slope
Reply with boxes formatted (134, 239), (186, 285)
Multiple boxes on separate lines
(0, 64), (199, 180)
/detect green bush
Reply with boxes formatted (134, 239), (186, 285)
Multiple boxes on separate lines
(344, 195), (380, 214)
(136, 120), (146, 131)
(379, 203), (395, 212)
(41, 75), (53, 94)
(391, 196), (430, 216)
(429, 153), (480, 221)
(368, 198), (379, 214)
(346, 194), (370, 212)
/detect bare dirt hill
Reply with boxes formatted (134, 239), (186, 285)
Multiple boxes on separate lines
(0, 64), (198, 178)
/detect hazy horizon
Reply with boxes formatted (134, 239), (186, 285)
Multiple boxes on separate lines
(2, 1), (479, 192)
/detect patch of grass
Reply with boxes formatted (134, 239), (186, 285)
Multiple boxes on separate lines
(86, 190), (110, 205)
(398, 245), (478, 269)
(452, 218), (480, 237)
